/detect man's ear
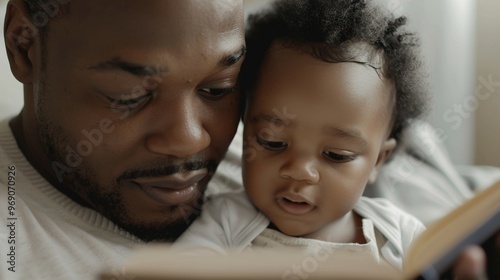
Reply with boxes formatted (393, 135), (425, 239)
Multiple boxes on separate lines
(4, 0), (39, 84)
(368, 138), (397, 185)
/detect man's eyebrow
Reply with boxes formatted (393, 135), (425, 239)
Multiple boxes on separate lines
(323, 126), (368, 147)
(218, 46), (246, 67)
(89, 58), (163, 75)
(89, 48), (245, 75)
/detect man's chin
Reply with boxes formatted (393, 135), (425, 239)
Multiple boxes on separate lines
(122, 221), (191, 242)
(117, 202), (204, 242)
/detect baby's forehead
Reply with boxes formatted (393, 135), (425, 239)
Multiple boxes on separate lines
(253, 46), (396, 127)
(263, 40), (395, 99)
(280, 41), (392, 93)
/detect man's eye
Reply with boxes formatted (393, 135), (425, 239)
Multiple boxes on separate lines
(323, 151), (357, 163)
(115, 97), (143, 106)
(109, 92), (152, 110)
(256, 136), (287, 151)
(199, 87), (237, 100)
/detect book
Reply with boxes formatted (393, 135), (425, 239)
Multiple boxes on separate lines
(100, 181), (500, 280)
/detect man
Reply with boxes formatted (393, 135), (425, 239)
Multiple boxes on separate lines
(0, 0), (494, 279)
(1, 0), (244, 278)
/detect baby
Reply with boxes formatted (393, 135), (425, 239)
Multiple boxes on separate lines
(174, 0), (429, 271)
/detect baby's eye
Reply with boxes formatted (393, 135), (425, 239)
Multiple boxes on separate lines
(256, 136), (287, 151)
(323, 151), (357, 163)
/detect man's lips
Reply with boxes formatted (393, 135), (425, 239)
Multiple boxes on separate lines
(276, 192), (316, 215)
(131, 169), (208, 206)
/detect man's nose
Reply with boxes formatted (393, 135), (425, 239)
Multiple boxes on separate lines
(146, 97), (210, 158)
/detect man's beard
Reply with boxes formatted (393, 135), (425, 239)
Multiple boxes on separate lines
(34, 84), (214, 242)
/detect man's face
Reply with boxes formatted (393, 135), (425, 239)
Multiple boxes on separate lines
(24, 0), (244, 241)
(243, 46), (395, 238)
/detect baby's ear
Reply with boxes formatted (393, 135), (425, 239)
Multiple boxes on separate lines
(368, 138), (397, 185)
(4, 0), (38, 84)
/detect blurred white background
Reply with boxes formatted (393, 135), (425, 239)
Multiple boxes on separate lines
(1, 0), (499, 166)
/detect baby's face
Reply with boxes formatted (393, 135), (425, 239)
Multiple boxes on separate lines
(242, 46), (395, 237)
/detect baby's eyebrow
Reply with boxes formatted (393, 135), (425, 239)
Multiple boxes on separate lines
(322, 126), (368, 147)
(250, 114), (368, 147)
(250, 114), (295, 128)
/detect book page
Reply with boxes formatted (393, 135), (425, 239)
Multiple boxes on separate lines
(405, 181), (500, 278)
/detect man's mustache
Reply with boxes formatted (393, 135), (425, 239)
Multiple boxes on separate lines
(116, 159), (217, 182)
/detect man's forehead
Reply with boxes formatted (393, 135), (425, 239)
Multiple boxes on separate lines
(61, 0), (244, 29)
(47, 0), (244, 49)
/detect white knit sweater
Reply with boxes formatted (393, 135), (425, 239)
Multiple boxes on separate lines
(0, 118), (142, 280)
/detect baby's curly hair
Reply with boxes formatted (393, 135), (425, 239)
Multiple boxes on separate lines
(241, 0), (429, 142)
